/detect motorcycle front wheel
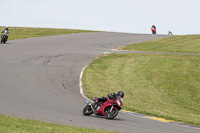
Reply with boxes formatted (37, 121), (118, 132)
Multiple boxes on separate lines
(1, 38), (6, 44)
(105, 108), (119, 119)
(83, 105), (93, 116)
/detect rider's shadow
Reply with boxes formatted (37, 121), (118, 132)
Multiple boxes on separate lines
(90, 114), (125, 121)
(1, 43), (11, 44)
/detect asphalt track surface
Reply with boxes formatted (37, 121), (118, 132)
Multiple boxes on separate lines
(0, 32), (199, 133)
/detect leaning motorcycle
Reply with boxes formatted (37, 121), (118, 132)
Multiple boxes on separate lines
(83, 95), (123, 119)
(1, 33), (7, 44)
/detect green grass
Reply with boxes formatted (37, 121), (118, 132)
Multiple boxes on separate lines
(83, 53), (200, 126)
(83, 35), (200, 126)
(0, 26), (97, 40)
(0, 114), (117, 133)
(123, 35), (200, 53)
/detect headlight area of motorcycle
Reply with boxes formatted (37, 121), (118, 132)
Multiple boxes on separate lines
(117, 99), (121, 106)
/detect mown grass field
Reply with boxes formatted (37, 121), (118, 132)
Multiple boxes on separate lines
(0, 114), (116, 133)
(123, 35), (200, 53)
(0, 26), (97, 40)
(83, 35), (200, 126)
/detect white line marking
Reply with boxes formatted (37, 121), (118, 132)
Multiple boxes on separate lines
(79, 65), (92, 101)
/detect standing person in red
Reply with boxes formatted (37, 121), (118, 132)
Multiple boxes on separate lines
(151, 25), (156, 34)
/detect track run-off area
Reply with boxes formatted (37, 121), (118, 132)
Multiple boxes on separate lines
(0, 32), (199, 133)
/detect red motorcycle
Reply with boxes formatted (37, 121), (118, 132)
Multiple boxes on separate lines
(83, 95), (123, 119)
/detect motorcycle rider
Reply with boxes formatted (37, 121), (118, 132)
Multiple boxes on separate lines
(1, 27), (10, 41)
(151, 25), (156, 34)
(168, 31), (173, 35)
(94, 91), (124, 110)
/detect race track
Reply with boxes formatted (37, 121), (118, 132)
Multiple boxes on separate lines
(0, 32), (199, 133)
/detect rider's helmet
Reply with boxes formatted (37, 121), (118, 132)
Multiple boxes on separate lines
(117, 91), (124, 98)
(5, 27), (8, 30)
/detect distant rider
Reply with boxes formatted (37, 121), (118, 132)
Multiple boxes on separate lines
(151, 25), (156, 34)
(1, 27), (10, 41)
(168, 31), (172, 35)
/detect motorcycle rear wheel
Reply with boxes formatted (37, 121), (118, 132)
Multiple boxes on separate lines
(105, 108), (119, 119)
(83, 105), (93, 116)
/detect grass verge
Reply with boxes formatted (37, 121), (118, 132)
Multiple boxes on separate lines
(123, 35), (200, 53)
(83, 53), (200, 126)
(0, 114), (117, 133)
(0, 26), (98, 40)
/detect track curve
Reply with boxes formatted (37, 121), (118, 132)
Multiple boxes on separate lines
(0, 32), (199, 133)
